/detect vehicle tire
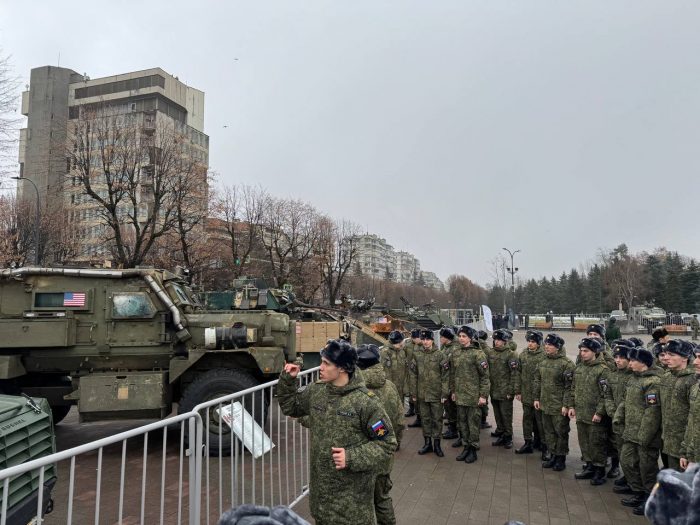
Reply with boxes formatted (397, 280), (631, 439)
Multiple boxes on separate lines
(177, 368), (268, 456)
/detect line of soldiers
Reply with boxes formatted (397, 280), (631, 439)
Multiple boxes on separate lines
(380, 323), (700, 518)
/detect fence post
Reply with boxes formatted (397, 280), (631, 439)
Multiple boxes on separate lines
(189, 415), (202, 525)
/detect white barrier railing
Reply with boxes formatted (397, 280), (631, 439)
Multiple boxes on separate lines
(0, 367), (320, 525)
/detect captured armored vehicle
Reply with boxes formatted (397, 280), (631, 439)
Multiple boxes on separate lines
(0, 267), (295, 450)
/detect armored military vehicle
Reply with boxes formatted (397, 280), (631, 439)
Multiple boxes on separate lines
(0, 267), (295, 451)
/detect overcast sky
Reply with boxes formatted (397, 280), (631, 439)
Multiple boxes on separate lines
(2, 1), (699, 285)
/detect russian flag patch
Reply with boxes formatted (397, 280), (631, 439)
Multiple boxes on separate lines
(371, 419), (388, 438)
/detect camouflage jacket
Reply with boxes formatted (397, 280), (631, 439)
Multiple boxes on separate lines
(409, 345), (449, 402)
(514, 345), (545, 405)
(486, 341), (519, 400)
(660, 366), (696, 458)
(276, 371), (396, 525)
(359, 363), (404, 463)
(576, 343), (615, 370)
(682, 378), (700, 462)
(449, 342), (490, 406)
(379, 344), (409, 397)
(533, 346), (575, 415)
(604, 367), (634, 420)
(571, 354), (610, 422)
(613, 367), (663, 448)
(403, 339), (421, 365)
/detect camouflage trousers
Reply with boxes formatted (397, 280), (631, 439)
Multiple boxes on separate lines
(374, 473), (395, 525)
(541, 413), (570, 456)
(419, 400), (443, 439)
(457, 405), (482, 449)
(620, 441), (659, 493)
(491, 399), (514, 437)
(576, 421), (607, 467)
(666, 455), (682, 472)
(521, 403), (543, 442)
(444, 397), (457, 425)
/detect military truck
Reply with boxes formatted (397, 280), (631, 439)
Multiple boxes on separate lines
(0, 267), (295, 451)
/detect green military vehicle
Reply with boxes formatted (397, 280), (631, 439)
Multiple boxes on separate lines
(0, 267), (296, 450)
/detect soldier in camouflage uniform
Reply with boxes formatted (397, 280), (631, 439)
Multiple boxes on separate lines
(570, 337), (610, 485)
(449, 325), (490, 463)
(533, 333), (575, 471)
(585, 324), (616, 370)
(357, 344), (403, 525)
(403, 329), (422, 418)
(514, 330), (546, 457)
(379, 330), (409, 405)
(276, 340), (396, 525)
(477, 330), (492, 429)
(612, 347), (663, 516)
(605, 342), (635, 485)
(439, 327), (460, 441)
(647, 327), (670, 350)
(681, 345), (700, 469)
(659, 340), (696, 471)
(409, 329), (449, 457)
(487, 329), (518, 448)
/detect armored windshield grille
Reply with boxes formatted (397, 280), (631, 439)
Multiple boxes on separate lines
(0, 409), (56, 509)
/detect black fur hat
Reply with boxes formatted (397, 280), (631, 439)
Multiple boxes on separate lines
(644, 464), (700, 525)
(457, 325), (478, 340)
(579, 337), (602, 353)
(628, 347), (654, 368)
(493, 329), (513, 342)
(652, 327), (669, 341)
(477, 330), (488, 341)
(439, 327), (455, 340)
(356, 344), (380, 369)
(410, 328), (421, 339)
(613, 345), (632, 360)
(652, 341), (665, 358)
(544, 333), (564, 349)
(420, 329), (434, 340)
(664, 339), (693, 359)
(388, 330), (403, 344)
(526, 330), (544, 344)
(611, 338), (633, 348)
(627, 337), (644, 347)
(586, 324), (605, 337)
(320, 340), (358, 374)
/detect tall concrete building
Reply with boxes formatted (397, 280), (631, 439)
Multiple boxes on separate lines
(18, 66), (209, 259)
(353, 234), (396, 280)
(395, 250), (421, 284)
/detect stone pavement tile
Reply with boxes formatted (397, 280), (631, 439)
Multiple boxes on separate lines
(551, 518), (573, 525)
(587, 512), (613, 524)
(528, 510), (551, 525)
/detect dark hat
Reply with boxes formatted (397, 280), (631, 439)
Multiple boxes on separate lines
(611, 338), (633, 348)
(663, 339), (693, 359)
(652, 341), (665, 358)
(652, 327), (669, 341)
(526, 330), (543, 344)
(388, 330), (403, 344)
(493, 329), (513, 342)
(579, 337), (602, 353)
(628, 347), (654, 368)
(457, 325), (478, 340)
(586, 324), (605, 337)
(627, 337), (644, 347)
(410, 328), (421, 338)
(644, 464), (700, 525)
(613, 345), (632, 360)
(356, 344), (381, 369)
(477, 330), (488, 341)
(439, 327), (455, 340)
(420, 329), (433, 340)
(320, 340), (358, 374)
(544, 333), (564, 349)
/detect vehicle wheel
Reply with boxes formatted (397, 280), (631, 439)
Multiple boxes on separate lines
(51, 404), (72, 425)
(178, 368), (268, 456)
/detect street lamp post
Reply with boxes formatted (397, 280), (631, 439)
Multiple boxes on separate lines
(502, 247), (520, 317)
(12, 176), (41, 266)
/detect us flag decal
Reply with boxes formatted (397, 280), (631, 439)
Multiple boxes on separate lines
(63, 292), (86, 307)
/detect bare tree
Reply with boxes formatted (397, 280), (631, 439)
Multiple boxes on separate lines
(0, 51), (19, 178)
(0, 193), (32, 267)
(67, 105), (207, 268)
(317, 217), (360, 306)
(489, 254), (509, 313)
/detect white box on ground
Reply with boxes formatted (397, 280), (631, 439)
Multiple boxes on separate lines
(216, 401), (275, 459)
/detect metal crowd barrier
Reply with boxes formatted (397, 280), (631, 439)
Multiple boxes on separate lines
(0, 366), (320, 525)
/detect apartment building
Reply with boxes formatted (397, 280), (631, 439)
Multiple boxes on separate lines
(353, 234), (396, 280)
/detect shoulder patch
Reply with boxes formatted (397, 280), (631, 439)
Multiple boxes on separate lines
(442, 361), (450, 371)
(563, 370), (574, 381)
(370, 419), (389, 439)
(480, 360), (489, 370)
(509, 359), (519, 369)
(646, 392), (658, 405)
(598, 378), (608, 393)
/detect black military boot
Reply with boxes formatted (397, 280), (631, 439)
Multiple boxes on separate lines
(502, 435), (513, 449)
(612, 484), (635, 495)
(621, 492), (646, 507)
(408, 416), (422, 428)
(456, 446), (471, 461)
(613, 475), (627, 487)
(490, 429), (503, 438)
(404, 401), (415, 418)
(542, 454), (557, 468)
(451, 437), (463, 448)
(465, 447), (478, 463)
(442, 423), (458, 439)
(515, 440), (534, 455)
(540, 444), (550, 462)
(492, 434), (507, 446)
(480, 419), (492, 429)
(532, 436), (542, 451)
(552, 455), (566, 471)
(590, 466), (607, 486)
(607, 457), (620, 478)
(433, 439), (444, 457)
(418, 437), (432, 455)
(632, 494), (649, 516)
(574, 462), (595, 480)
